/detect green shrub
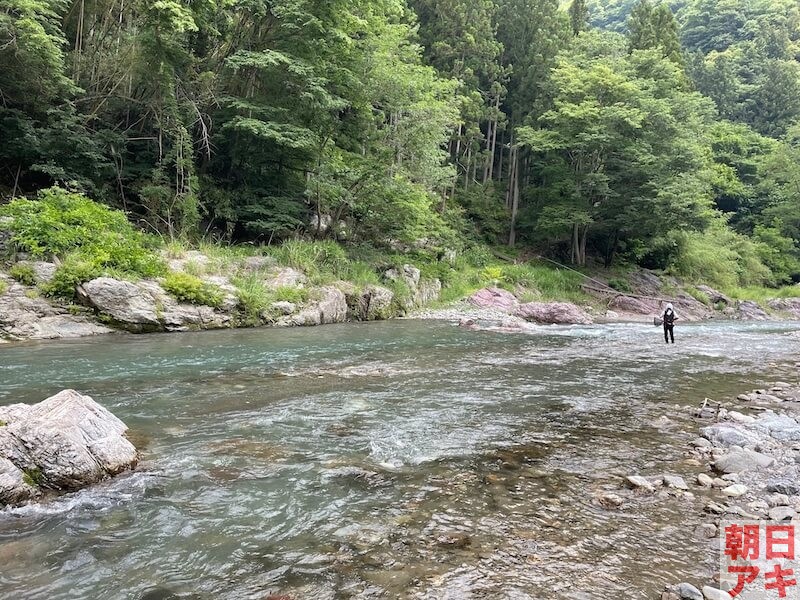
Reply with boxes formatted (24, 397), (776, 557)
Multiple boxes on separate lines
(162, 272), (224, 307)
(42, 253), (102, 298)
(0, 280), (7, 296)
(22, 467), (43, 487)
(607, 277), (632, 293)
(0, 420), (6, 427)
(0, 187), (164, 279)
(670, 224), (773, 289)
(687, 287), (711, 305)
(9, 263), (37, 286)
(274, 286), (309, 304)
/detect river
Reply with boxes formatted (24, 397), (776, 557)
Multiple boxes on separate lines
(1, 319), (798, 599)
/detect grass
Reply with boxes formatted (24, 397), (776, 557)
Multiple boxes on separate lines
(22, 467), (43, 487)
(724, 285), (800, 303)
(0, 279), (7, 295)
(9, 263), (36, 286)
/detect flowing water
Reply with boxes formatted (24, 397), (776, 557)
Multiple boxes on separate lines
(1, 319), (799, 600)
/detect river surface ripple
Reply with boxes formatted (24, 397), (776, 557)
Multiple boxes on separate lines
(1, 319), (799, 599)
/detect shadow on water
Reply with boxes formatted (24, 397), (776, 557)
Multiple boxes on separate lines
(0, 319), (798, 599)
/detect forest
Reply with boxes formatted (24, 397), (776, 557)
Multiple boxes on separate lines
(1, 0), (799, 288)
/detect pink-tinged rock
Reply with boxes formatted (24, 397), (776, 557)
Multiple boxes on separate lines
(467, 287), (518, 312)
(513, 302), (592, 325)
(608, 295), (659, 314)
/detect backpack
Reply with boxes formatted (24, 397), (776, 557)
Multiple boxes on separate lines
(664, 308), (675, 325)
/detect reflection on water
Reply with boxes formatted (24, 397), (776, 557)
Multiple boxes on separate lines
(0, 320), (798, 599)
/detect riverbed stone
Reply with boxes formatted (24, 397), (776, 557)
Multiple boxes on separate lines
(625, 475), (655, 493)
(722, 484), (748, 497)
(769, 506), (796, 522)
(697, 473), (714, 487)
(0, 389), (137, 505)
(676, 582), (703, 600)
(702, 586), (732, 600)
(663, 475), (689, 490)
(737, 300), (769, 320)
(767, 493), (791, 507)
(766, 479), (800, 496)
(513, 301), (593, 325)
(714, 448), (775, 473)
(468, 287), (518, 312)
(701, 423), (762, 448)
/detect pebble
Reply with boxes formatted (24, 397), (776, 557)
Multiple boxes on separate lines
(663, 475), (689, 490)
(767, 493), (791, 507)
(697, 473), (714, 487)
(676, 582), (703, 600)
(711, 478), (729, 488)
(721, 473), (739, 482)
(702, 586), (732, 600)
(768, 506), (796, 522)
(727, 410), (755, 423)
(625, 475), (655, 493)
(595, 492), (624, 509)
(722, 484), (748, 497)
(747, 499), (770, 514)
(691, 438), (712, 448)
(705, 501), (727, 514)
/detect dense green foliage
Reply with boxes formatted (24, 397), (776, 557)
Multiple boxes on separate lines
(161, 272), (224, 307)
(0, 0), (798, 286)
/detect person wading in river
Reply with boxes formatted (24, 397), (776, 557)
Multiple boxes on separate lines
(662, 302), (677, 344)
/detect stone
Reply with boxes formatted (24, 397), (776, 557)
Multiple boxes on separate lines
(240, 255), (276, 273)
(767, 494), (791, 508)
(769, 506), (796, 522)
(727, 411), (755, 424)
(702, 587), (732, 600)
(414, 278), (441, 307)
(0, 276), (113, 340)
(691, 438), (713, 448)
(626, 475), (655, 493)
(695, 523), (718, 538)
(80, 277), (161, 326)
(722, 484), (748, 497)
(676, 582), (703, 600)
(280, 286), (347, 327)
(608, 294), (658, 315)
(383, 264), (421, 290)
(362, 285), (395, 320)
(80, 277), (230, 332)
(696, 285), (732, 306)
(767, 479), (800, 496)
(701, 424), (762, 448)
(270, 301), (296, 316)
(714, 449), (775, 474)
(663, 475), (689, 490)
(768, 298), (800, 319)
(15, 260), (57, 284)
(595, 492), (624, 509)
(755, 413), (800, 441)
(435, 531), (471, 548)
(264, 267), (307, 289)
(468, 287), (518, 312)
(513, 301), (593, 325)
(737, 300), (769, 321)
(705, 501), (728, 514)
(0, 390), (137, 505)
(697, 473), (714, 487)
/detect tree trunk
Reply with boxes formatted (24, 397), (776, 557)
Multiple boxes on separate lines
(508, 147), (520, 247)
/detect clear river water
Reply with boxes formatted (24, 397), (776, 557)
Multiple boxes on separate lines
(1, 319), (799, 600)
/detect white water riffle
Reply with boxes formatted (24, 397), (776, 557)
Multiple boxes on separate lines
(0, 320), (798, 599)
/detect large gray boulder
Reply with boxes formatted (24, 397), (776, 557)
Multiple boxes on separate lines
(0, 390), (138, 506)
(79, 277), (231, 332)
(468, 287), (518, 312)
(514, 301), (593, 325)
(278, 286), (347, 326)
(0, 275), (112, 341)
(714, 448), (775, 474)
(384, 264), (421, 290)
(414, 278), (442, 307)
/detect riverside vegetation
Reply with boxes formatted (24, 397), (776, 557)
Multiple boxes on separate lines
(1, 0), (800, 307)
(1, 187), (799, 341)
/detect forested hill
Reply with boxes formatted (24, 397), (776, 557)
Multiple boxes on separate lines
(1, 0), (799, 289)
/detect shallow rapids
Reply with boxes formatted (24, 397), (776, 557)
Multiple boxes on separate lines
(1, 320), (798, 599)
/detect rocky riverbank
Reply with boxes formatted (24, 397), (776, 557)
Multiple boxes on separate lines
(637, 376), (800, 600)
(3, 244), (800, 344)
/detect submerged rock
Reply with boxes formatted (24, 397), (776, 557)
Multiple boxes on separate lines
(0, 389), (138, 506)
